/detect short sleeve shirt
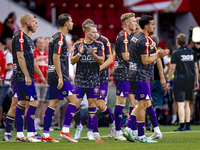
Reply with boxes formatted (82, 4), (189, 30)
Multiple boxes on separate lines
(129, 32), (151, 82)
(96, 35), (113, 83)
(48, 32), (70, 85)
(72, 40), (104, 88)
(171, 46), (197, 90)
(114, 30), (130, 81)
(12, 30), (35, 82)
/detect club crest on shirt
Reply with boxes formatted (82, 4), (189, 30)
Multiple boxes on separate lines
(124, 39), (128, 43)
(107, 42), (111, 46)
(93, 47), (97, 52)
(19, 38), (24, 43)
(58, 41), (63, 45)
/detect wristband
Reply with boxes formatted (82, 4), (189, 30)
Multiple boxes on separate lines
(77, 53), (81, 56)
(167, 81), (170, 83)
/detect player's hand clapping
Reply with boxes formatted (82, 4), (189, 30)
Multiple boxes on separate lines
(78, 43), (84, 54)
(88, 46), (94, 55)
(157, 49), (169, 58)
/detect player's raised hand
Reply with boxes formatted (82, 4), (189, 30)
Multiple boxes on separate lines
(57, 77), (63, 90)
(88, 46), (94, 55)
(40, 76), (47, 86)
(25, 76), (32, 86)
(78, 43), (84, 54)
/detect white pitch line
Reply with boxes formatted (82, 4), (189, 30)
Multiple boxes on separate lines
(1, 130), (200, 142)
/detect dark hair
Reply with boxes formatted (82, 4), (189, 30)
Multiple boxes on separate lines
(0, 37), (6, 45)
(150, 35), (159, 46)
(176, 33), (187, 46)
(57, 13), (71, 27)
(139, 15), (153, 29)
(72, 35), (79, 43)
(8, 12), (15, 18)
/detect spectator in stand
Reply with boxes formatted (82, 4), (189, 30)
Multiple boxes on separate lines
(44, 37), (50, 52)
(0, 37), (6, 129)
(8, 12), (20, 33)
(67, 39), (75, 83)
(1, 17), (13, 40)
(5, 38), (12, 53)
(34, 37), (48, 129)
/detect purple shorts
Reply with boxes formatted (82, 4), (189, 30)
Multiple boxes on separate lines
(129, 82), (151, 101)
(75, 87), (100, 99)
(12, 82), (18, 98)
(115, 80), (131, 97)
(49, 81), (75, 100)
(15, 81), (37, 101)
(99, 82), (108, 100)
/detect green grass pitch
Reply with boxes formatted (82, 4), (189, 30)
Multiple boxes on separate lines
(0, 125), (200, 150)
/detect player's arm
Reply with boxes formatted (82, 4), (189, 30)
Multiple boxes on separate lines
(156, 58), (166, 88)
(17, 52), (31, 86)
(71, 43), (83, 65)
(100, 39), (113, 71)
(120, 32), (129, 61)
(5, 65), (12, 71)
(100, 54), (113, 71)
(167, 63), (176, 83)
(35, 56), (47, 61)
(194, 53), (199, 90)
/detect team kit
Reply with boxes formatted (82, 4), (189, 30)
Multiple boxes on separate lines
(3, 12), (170, 143)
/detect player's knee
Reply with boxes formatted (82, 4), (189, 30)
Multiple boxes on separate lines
(17, 100), (26, 107)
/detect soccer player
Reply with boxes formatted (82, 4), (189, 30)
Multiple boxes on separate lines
(12, 13), (46, 142)
(166, 33), (198, 131)
(124, 15), (168, 143)
(41, 14), (78, 143)
(71, 23), (105, 140)
(113, 12), (137, 140)
(76, 19), (115, 139)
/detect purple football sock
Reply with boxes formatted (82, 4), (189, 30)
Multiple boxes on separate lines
(129, 106), (135, 116)
(15, 104), (25, 132)
(93, 113), (98, 133)
(74, 107), (81, 126)
(63, 104), (76, 127)
(126, 115), (137, 130)
(88, 107), (96, 132)
(138, 122), (145, 137)
(5, 115), (14, 133)
(43, 106), (55, 133)
(26, 105), (37, 133)
(102, 107), (114, 124)
(114, 105), (124, 131)
(146, 105), (159, 128)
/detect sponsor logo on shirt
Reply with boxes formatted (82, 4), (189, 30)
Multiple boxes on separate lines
(181, 55), (194, 61)
(129, 62), (137, 71)
(131, 37), (138, 43)
(93, 47), (97, 52)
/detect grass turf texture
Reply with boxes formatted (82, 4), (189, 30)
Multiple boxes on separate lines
(0, 125), (200, 150)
